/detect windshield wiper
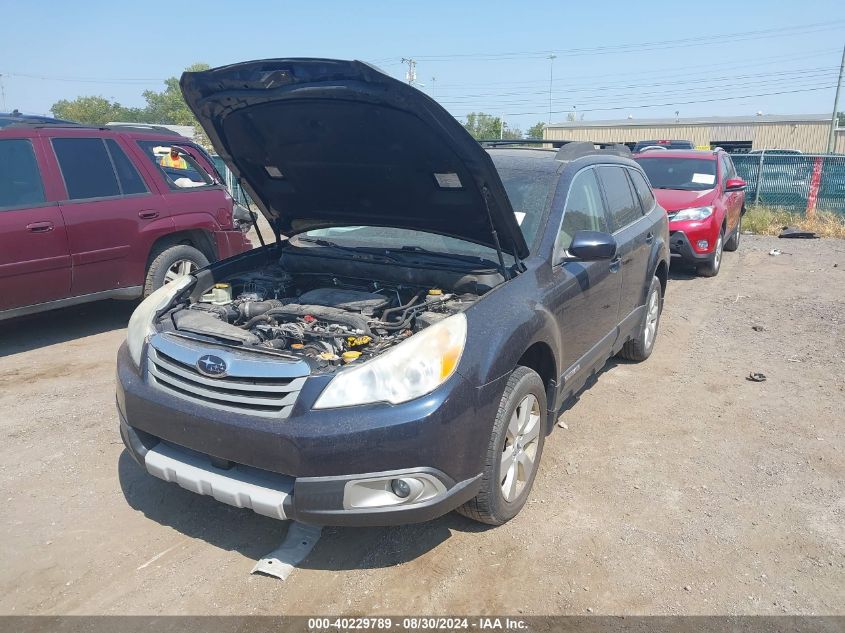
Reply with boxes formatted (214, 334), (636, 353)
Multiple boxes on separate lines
(295, 237), (400, 262)
(392, 245), (501, 268)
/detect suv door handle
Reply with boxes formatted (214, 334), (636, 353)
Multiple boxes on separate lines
(26, 221), (54, 233)
(645, 231), (654, 244)
(138, 210), (159, 220)
(609, 255), (622, 273)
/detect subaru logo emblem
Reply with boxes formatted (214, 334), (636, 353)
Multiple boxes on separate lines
(196, 354), (227, 377)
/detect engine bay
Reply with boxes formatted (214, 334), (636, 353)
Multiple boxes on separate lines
(161, 262), (478, 372)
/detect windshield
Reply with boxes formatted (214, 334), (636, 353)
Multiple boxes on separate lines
(295, 166), (555, 262)
(635, 157), (717, 191)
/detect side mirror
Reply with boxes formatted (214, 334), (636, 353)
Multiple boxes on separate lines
(725, 177), (746, 191)
(568, 230), (617, 261)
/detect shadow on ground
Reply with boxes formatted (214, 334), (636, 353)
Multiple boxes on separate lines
(118, 450), (492, 571)
(0, 300), (136, 357)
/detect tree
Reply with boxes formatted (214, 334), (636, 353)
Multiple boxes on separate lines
(837, 111), (845, 126)
(141, 62), (209, 126)
(49, 63), (213, 147)
(463, 112), (503, 139)
(526, 121), (545, 139)
(50, 96), (149, 126)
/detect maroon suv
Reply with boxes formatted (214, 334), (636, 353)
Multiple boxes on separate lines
(0, 121), (251, 319)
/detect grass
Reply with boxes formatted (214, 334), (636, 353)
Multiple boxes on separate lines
(742, 206), (845, 239)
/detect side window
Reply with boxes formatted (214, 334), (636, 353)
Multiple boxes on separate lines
(557, 169), (608, 257)
(136, 140), (214, 190)
(628, 169), (655, 214)
(105, 139), (147, 195)
(720, 155), (732, 186)
(725, 155), (737, 179)
(597, 166), (641, 232)
(0, 139), (46, 209)
(52, 138), (120, 200)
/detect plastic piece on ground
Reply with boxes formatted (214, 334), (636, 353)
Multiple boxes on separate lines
(251, 522), (322, 580)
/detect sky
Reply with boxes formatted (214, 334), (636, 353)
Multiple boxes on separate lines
(1, 0), (844, 133)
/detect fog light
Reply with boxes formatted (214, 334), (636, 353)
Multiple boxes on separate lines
(696, 240), (709, 249)
(391, 478), (411, 498)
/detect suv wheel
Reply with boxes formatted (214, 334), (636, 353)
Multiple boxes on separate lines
(144, 244), (209, 296)
(619, 276), (663, 362)
(457, 366), (547, 525)
(696, 230), (723, 277)
(724, 215), (741, 252)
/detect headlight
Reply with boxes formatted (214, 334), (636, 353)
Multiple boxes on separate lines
(126, 276), (193, 367)
(672, 206), (714, 221)
(314, 312), (467, 408)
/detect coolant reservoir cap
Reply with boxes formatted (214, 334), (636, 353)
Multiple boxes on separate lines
(427, 288), (443, 296)
(342, 351), (362, 362)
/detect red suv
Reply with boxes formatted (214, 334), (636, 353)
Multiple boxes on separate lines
(0, 120), (251, 319)
(634, 149), (746, 277)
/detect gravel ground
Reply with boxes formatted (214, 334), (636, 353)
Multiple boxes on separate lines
(0, 235), (842, 615)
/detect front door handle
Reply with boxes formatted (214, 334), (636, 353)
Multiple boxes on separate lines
(26, 221), (54, 233)
(609, 255), (622, 273)
(138, 210), (159, 220)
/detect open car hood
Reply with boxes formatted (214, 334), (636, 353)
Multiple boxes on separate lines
(180, 58), (528, 259)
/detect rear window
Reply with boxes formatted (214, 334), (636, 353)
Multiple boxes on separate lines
(634, 140), (694, 152)
(52, 137), (121, 200)
(105, 139), (147, 195)
(628, 169), (655, 212)
(0, 139), (46, 209)
(635, 157), (717, 192)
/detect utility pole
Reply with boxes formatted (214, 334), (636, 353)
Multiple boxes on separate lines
(401, 58), (417, 87)
(430, 76), (436, 99)
(0, 74), (6, 112)
(547, 55), (557, 124)
(500, 115), (506, 140)
(827, 43), (845, 154)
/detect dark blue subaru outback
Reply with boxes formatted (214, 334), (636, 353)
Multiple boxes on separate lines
(116, 59), (669, 526)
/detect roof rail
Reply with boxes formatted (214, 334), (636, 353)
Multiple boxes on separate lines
(105, 124), (184, 136)
(555, 141), (632, 161)
(478, 139), (633, 159)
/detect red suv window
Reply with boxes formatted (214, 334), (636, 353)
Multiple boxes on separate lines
(0, 138), (45, 209)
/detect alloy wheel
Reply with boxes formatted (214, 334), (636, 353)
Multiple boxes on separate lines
(500, 393), (541, 502)
(164, 259), (198, 284)
(644, 287), (660, 350)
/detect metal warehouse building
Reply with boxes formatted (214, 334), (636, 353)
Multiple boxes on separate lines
(543, 114), (845, 154)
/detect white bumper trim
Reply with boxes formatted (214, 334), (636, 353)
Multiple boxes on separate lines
(144, 442), (294, 520)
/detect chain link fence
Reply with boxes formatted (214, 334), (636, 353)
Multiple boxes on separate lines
(731, 153), (845, 214)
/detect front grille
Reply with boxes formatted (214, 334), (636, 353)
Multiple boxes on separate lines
(147, 343), (306, 419)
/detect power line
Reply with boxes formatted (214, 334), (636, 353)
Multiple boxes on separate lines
(487, 84), (838, 118)
(435, 67), (840, 103)
(410, 20), (845, 61)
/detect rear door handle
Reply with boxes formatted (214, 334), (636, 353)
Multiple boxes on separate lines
(138, 210), (159, 220)
(26, 221), (54, 233)
(645, 231), (655, 244)
(609, 255), (622, 273)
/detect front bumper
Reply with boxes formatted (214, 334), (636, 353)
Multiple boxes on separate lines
(116, 342), (493, 526)
(668, 228), (714, 263)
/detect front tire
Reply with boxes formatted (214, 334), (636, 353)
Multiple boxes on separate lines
(144, 244), (209, 296)
(619, 275), (663, 362)
(724, 215), (741, 252)
(457, 366), (547, 526)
